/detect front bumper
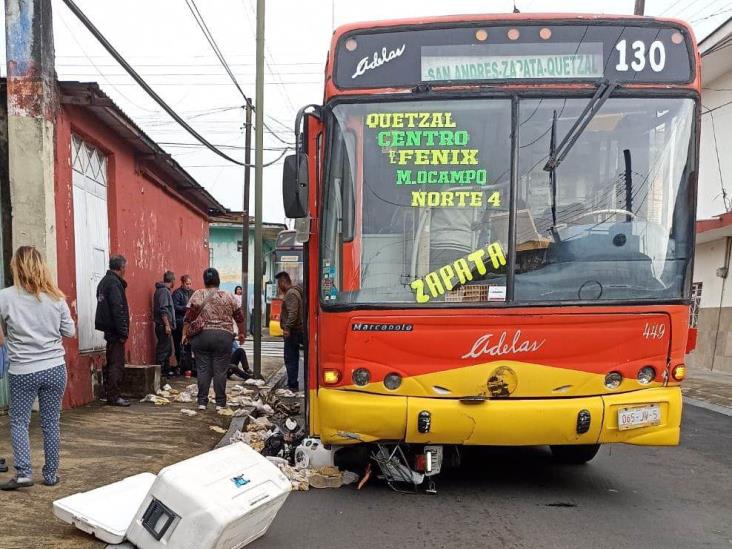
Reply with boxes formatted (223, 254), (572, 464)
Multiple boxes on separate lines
(316, 386), (682, 446)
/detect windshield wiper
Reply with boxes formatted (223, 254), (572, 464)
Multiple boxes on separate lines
(543, 79), (618, 173)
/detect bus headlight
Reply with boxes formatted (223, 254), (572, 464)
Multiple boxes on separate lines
(352, 368), (371, 386)
(384, 373), (402, 390)
(637, 366), (656, 384)
(604, 372), (623, 390)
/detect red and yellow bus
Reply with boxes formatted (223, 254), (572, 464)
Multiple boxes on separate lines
(268, 229), (304, 337)
(282, 14), (699, 470)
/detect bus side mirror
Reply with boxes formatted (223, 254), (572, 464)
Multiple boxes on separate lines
(283, 153), (309, 219)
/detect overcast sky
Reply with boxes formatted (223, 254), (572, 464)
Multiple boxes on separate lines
(2, 0), (729, 223)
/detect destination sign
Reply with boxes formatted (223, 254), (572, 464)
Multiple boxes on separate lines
(334, 23), (693, 88)
(422, 51), (604, 81)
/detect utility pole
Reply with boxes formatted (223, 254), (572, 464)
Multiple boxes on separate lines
(241, 98), (252, 328)
(634, 0), (645, 15)
(5, 0), (58, 275)
(253, 0), (265, 378)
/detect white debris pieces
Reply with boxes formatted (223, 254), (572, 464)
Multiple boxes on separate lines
(174, 391), (193, 403)
(140, 394), (170, 406)
(244, 378), (266, 387)
(209, 426), (226, 434)
(180, 409), (197, 417)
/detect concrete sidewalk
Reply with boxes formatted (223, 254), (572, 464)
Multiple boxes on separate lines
(0, 350), (284, 549)
(682, 368), (732, 416)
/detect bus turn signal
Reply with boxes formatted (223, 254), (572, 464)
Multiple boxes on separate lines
(323, 369), (342, 385)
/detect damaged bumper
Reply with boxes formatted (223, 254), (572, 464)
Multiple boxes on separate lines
(316, 386), (682, 447)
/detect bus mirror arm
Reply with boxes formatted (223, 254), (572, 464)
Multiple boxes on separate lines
(283, 105), (321, 219)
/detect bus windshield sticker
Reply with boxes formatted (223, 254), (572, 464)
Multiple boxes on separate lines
(410, 242), (507, 303)
(364, 110), (502, 209)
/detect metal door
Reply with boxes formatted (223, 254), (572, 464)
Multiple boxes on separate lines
(72, 135), (109, 351)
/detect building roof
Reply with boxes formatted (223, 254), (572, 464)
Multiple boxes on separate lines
(209, 211), (286, 241)
(699, 16), (732, 84)
(58, 81), (227, 216)
(697, 211), (732, 244)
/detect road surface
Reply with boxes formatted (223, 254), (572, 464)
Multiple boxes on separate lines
(256, 405), (731, 549)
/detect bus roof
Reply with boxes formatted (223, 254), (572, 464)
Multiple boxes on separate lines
(325, 13), (699, 98)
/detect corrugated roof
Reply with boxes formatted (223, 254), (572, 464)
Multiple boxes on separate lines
(58, 81), (228, 216)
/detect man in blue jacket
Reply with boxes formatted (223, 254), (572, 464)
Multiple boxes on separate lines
(172, 274), (193, 374)
(153, 271), (176, 377)
(95, 255), (130, 407)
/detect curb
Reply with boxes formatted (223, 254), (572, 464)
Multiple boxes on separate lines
(684, 396), (732, 417)
(265, 365), (287, 389)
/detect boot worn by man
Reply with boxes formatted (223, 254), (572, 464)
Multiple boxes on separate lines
(108, 397), (130, 407)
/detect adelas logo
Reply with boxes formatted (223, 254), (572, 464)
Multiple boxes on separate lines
(351, 323), (414, 332)
(352, 44), (406, 79)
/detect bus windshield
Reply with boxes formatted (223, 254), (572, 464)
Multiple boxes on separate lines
(321, 96), (695, 306)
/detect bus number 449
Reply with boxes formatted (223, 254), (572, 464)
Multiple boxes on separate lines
(642, 322), (666, 339)
(615, 39), (666, 73)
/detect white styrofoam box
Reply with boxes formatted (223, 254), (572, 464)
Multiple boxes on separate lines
(53, 472), (156, 544)
(126, 442), (291, 549)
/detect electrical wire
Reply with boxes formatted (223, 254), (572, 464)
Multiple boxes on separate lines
(185, 0), (295, 146)
(710, 112), (730, 211)
(184, 0), (250, 102)
(60, 0), (247, 166)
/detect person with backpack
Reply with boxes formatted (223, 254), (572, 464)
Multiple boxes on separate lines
(0, 246), (75, 490)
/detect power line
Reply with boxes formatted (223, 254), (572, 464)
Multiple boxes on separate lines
(60, 0), (247, 166)
(184, 0), (294, 146)
(710, 112), (730, 212)
(702, 99), (732, 114)
(184, 0), (250, 102)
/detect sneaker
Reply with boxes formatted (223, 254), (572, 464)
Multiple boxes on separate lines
(198, 404), (207, 411)
(0, 477), (34, 490)
(108, 397), (131, 407)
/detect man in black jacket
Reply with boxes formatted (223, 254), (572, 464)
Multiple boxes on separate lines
(95, 255), (130, 407)
(172, 274), (193, 374)
(153, 271), (176, 377)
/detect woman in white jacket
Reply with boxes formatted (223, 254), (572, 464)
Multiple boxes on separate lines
(0, 246), (75, 490)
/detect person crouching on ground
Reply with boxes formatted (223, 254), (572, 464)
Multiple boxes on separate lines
(153, 271), (176, 377)
(172, 274), (194, 375)
(0, 246), (76, 490)
(275, 271), (304, 392)
(183, 268), (245, 411)
(95, 255), (130, 407)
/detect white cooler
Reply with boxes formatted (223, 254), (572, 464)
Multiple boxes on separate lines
(126, 442), (291, 549)
(53, 472), (157, 544)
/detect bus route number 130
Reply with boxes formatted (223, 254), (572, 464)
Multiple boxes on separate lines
(615, 39), (666, 73)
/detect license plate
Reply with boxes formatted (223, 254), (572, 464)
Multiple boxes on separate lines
(618, 404), (661, 431)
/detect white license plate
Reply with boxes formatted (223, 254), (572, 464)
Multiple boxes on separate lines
(618, 404), (661, 431)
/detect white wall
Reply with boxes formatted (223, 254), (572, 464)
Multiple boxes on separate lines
(698, 70), (732, 220)
(694, 239), (728, 308)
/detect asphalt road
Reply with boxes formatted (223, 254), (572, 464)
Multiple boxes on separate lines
(255, 405), (731, 549)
